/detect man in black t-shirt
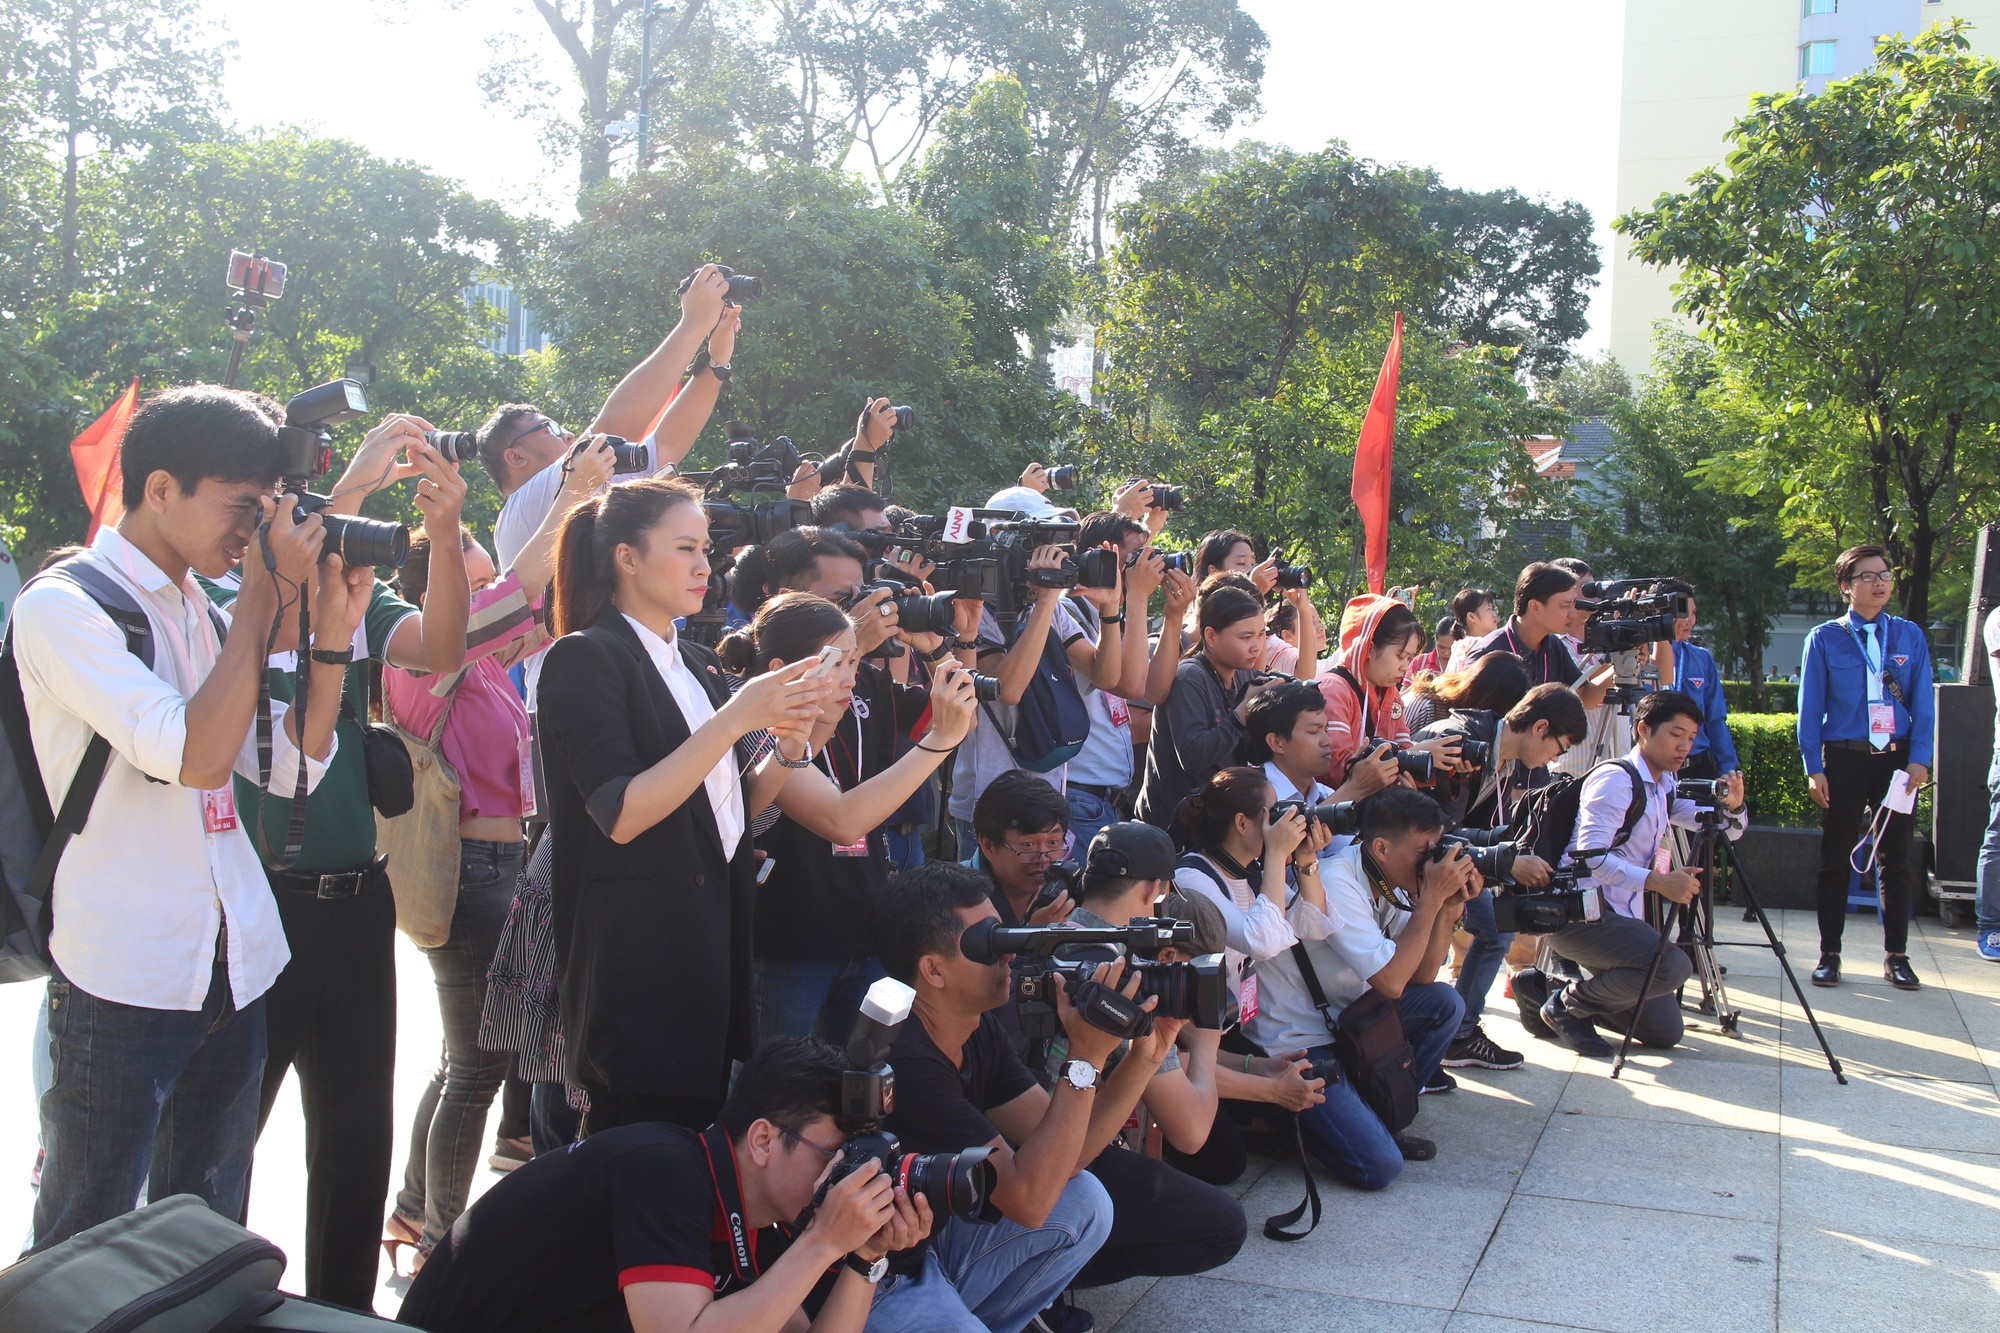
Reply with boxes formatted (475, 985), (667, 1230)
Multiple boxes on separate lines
(397, 1040), (928, 1333)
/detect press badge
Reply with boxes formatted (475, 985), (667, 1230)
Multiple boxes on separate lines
(832, 835), (870, 858)
(203, 788), (239, 834)
(517, 733), (538, 818)
(1106, 695), (1131, 728)
(1239, 970), (1260, 1023)
(1869, 701), (1896, 744)
(1652, 838), (1673, 875)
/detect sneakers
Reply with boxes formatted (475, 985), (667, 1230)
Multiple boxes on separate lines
(488, 1135), (533, 1173)
(1540, 988), (1613, 1058)
(1512, 967), (1556, 1040)
(1030, 1292), (1095, 1333)
(1443, 1026), (1524, 1070)
(1979, 928), (2000, 963)
(1395, 1132), (1437, 1162)
(1420, 1068), (1457, 1095)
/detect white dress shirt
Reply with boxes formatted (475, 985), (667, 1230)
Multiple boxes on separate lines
(622, 614), (745, 859)
(1564, 746), (1745, 920)
(1243, 844), (1397, 1055)
(10, 529), (334, 1010)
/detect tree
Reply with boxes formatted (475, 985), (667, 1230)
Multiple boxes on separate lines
(1617, 23), (2000, 626)
(1538, 353), (1633, 419)
(1578, 330), (1792, 693)
(1420, 186), (1599, 377)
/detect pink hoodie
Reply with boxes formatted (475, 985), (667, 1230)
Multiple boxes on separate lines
(1313, 594), (1413, 781)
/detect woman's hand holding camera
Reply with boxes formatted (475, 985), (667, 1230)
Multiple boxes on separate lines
(923, 661), (977, 748)
(557, 435), (616, 502)
(407, 438), (467, 533)
(1264, 803), (1310, 864)
(1294, 816), (1334, 866)
(1162, 565), (1198, 615)
(721, 655), (828, 739)
(1125, 547), (1165, 603)
(1249, 556), (1280, 595)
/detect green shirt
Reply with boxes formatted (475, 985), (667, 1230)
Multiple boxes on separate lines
(199, 574), (419, 872)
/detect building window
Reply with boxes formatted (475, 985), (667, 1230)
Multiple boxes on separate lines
(1799, 40), (1837, 79)
(1802, 0), (1836, 15)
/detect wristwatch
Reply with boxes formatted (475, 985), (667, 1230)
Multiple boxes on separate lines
(846, 1253), (889, 1284)
(308, 647), (355, 666)
(1059, 1059), (1099, 1093)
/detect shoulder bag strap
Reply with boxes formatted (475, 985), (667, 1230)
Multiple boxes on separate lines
(1262, 940), (1339, 1243)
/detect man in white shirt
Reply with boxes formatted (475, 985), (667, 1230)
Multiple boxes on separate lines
(11, 385), (358, 1254)
(1534, 690), (1746, 1057)
(1242, 788), (1476, 1190)
(1242, 679), (1400, 864)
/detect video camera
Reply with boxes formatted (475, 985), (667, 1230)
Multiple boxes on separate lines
(960, 917), (1227, 1038)
(1491, 865), (1603, 934)
(277, 381), (411, 568)
(1579, 577), (1690, 655)
(796, 978), (998, 1228)
(889, 509), (1084, 619)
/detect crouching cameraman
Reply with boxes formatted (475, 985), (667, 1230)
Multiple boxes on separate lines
(1417, 685), (1588, 1073)
(1523, 690), (1746, 1057)
(396, 1038), (932, 1333)
(1242, 789), (1476, 1188)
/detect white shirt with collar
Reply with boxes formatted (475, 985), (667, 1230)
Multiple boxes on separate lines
(10, 529), (334, 1010)
(621, 613), (745, 859)
(1263, 760), (1354, 859)
(1564, 745), (1745, 920)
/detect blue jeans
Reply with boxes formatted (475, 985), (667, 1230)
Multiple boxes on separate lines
(1295, 981), (1463, 1192)
(28, 942), (267, 1255)
(753, 955), (887, 1044)
(1454, 888), (1515, 1038)
(395, 838), (523, 1249)
(953, 817), (981, 865)
(867, 1171), (1113, 1333)
(1978, 756), (2000, 930)
(1065, 787), (1119, 862)
(884, 826), (927, 875)
(531, 1081), (581, 1155)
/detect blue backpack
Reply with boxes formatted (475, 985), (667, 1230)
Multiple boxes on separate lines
(980, 626), (1089, 773)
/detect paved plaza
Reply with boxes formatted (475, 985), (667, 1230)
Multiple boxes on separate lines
(3, 907), (1997, 1331)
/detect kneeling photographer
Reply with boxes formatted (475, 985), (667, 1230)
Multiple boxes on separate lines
(1240, 788), (1476, 1189)
(395, 1037), (932, 1333)
(1522, 690), (1746, 1057)
(1416, 685), (1589, 1074)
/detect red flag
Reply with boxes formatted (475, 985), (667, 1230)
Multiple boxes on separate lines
(70, 378), (139, 542)
(1349, 313), (1403, 596)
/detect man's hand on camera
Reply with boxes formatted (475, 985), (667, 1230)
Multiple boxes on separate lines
(885, 545), (935, 585)
(1269, 1055), (1327, 1111)
(407, 439), (467, 533)
(1056, 959), (1138, 1069)
(1026, 887), (1074, 926)
(1079, 545), (1122, 613)
(1125, 547), (1164, 602)
(1419, 843), (1475, 910)
(678, 263), (728, 330)
(1019, 461), (1051, 493)
(558, 435), (616, 500)
(785, 459), (822, 501)
(855, 1189), (932, 1263)
(708, 304), (741, 361)
(1413, 734), (1472, 775)
(1509, 854), (1553, 889)
(313, 555), (373, 650)
(1026, 544), (1068, 601)
(1716, 771), (1746, 811)
(950, 597), (985, 644)
(1648, 867), (1701, 905)
(924, 661), (976, 748)
(857, 398), (897, 451)
(851, 587), (899, 655)
(1335, 743), (1401, 801)
(1129, 1012), (1185, 1071)
(804, 1159), (897, 1259)
(341, 414), (434, 496)
(1111, 479), (1154, 521)
(261, 496), (328, 600)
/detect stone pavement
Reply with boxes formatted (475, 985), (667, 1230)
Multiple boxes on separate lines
(2, 907), (1996, 1332)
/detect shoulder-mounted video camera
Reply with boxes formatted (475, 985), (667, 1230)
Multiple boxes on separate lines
(1578, 577), (1690, 655)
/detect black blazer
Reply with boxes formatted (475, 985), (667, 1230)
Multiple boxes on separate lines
(536, 608), (756, 1104)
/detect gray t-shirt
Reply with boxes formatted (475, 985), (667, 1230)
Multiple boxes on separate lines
(948, 602), (1086, 821)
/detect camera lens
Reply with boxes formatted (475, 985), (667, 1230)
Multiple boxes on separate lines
(1046, 464), (1079, 491)
(896, 1147), (998, 1222)
(598, 436), (649, 474)
(1160, 552), (1193, 575)
(725, 273), (762, 300)
(424, 430), (478, 466)
(890, 405), (915, 431)
(1273, 563), (1312, 590)
(893, 590), (957, 636)
(1393, 747), (1434, 783)
(970, 673), (1002, 703)
(1149, 483), (1183, 510)
(312, 510), (411, 569)
(1455, 738), (1491, 768)
(1076, 547), (1119, 589)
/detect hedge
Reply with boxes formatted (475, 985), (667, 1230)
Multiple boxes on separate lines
(1727, 712), (1932, 834)
(1724, 680), (1799, 714)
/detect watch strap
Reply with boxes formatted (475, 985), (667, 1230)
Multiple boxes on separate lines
(309, 648), (355, 666)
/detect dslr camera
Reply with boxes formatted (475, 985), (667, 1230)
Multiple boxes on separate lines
(961, 916), (1228, 1038)
(678, 264), (762, 302)
(1270, 797), (1363, 838)
(1491, 865), (1604, 934)
(796, 978), (998, 1228)
(1431, 832), (1517, 883)
(277, 381), (411, 568)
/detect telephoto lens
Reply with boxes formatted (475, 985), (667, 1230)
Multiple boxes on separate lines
(1148, 483), (1184, 510)
(1434, 834), (1517, 883)
(424, 430), (478, 466)
(1391, 746), (1435, 783)
(892, 590), (959, 636)
(1454, 737), (1492, 768)
(1272, 562), (1313, 591)
(970, 673), (1003, 703)
(1270, 798), (1363, 838)
(1045, 464), (1080, 491)
(291, 492), (410, 569)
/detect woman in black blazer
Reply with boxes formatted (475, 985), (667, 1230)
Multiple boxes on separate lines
(537, 478), (831, 1132)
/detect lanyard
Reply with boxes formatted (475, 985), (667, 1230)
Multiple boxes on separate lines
(1840, 617), (1893, 705)
(817, 706), (864, 790)
(700, 1123), (762, 1285)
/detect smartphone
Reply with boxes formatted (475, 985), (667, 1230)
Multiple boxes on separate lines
(806, 643), (848, 682)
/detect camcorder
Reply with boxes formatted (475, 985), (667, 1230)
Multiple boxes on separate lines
(1578, 578), (1690, 655)
(1491, 865), (1603, 934)
(277, 381), (411, 568)
(679, 426), (812, 558)
(960, 917), (1228, 1039)
(888, 509), (1083, 619)
(1270, 797), (1363, 838)
(796, 979), (998, 1230)
(678, 264), (762, 302)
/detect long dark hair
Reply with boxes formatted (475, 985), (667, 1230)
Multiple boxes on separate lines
(550, 476), (702, 636)
(1187, 584), (1264, 659)
(1173, 766), (1269, 852)
(715, 591), (852, 677)
(1408, 650), (1530, 712)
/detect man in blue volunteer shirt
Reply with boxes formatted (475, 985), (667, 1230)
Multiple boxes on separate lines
(1796, 544), (1933, 991)
(1656, 580), (1737, 781)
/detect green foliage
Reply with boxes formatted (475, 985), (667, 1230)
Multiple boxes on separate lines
(1731, 713), (1819, 829)
(1724, 680), (1799, 714)
(1616, 22), (2000, 627)
(1537, 353), (1632, 419)
(1419, 186), (1599, 377)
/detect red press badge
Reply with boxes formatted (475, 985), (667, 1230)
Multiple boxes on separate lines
(1652, 839), (1673, 875)
(1239, 970), (1260, 1023)
(518, 733), (539, 818)
(203, 788), (239, 834)
(832, 836), (870, 858)
(1868, 701), (1896, 742)
(1106, 695), (1131, 728)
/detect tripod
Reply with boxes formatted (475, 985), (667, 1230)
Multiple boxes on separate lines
(1612, 806), (1846, 1084)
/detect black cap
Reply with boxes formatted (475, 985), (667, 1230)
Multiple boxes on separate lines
(1084, 822), (1178, 882)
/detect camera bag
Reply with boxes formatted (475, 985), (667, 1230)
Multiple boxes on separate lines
(1509, 758), (1646, 866)
(373, 672), (464, 948)
(347, 667), (414, 818)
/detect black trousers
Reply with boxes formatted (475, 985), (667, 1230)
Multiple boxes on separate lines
(256, 867), (398, 1310)
(582, 1090), (724, 1137)
(1074, 1144), (1247, 1289)
(1815, 744), (1917, 957)
(1160, 1101), (1251, 1187)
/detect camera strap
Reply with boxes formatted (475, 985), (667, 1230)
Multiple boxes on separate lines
(249, 528), (311, 869)
(700, 1122), (763, 1286)
(1262, 1118), (1322, 1242)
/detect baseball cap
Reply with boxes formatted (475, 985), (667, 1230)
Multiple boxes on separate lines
(1083, 821), (1178, 883)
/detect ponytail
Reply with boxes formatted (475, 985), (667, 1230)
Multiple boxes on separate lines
(549, 476), (701, 637)
(714, 591), (852, 679)
(1174, 765), (1268, 851)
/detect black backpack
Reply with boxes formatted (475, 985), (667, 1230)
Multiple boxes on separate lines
(980, 621), (1089, 773)
(1509, 759), (1648, 867)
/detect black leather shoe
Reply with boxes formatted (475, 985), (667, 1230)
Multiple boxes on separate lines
(1395, 1133), (1436, 1162)
(1811, 954), (1841, 987)
(1885, 954), (1922, 990)
(1512, 968), (1557, 1040)
(1541, 989), (1613, 1057)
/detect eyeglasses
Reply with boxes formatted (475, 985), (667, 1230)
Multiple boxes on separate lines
(999, 837), (1068, 862)
(1846, 570), (1895, 586)
(782, 1128), (843, 1164)
(515, 418), (564, 445)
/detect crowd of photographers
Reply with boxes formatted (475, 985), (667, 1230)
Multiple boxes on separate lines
(11, 260), (1868, 1333)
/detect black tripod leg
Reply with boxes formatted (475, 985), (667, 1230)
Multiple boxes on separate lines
(1723, 838), (1846, 1084)
(1613, 904), (1680, 1080)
